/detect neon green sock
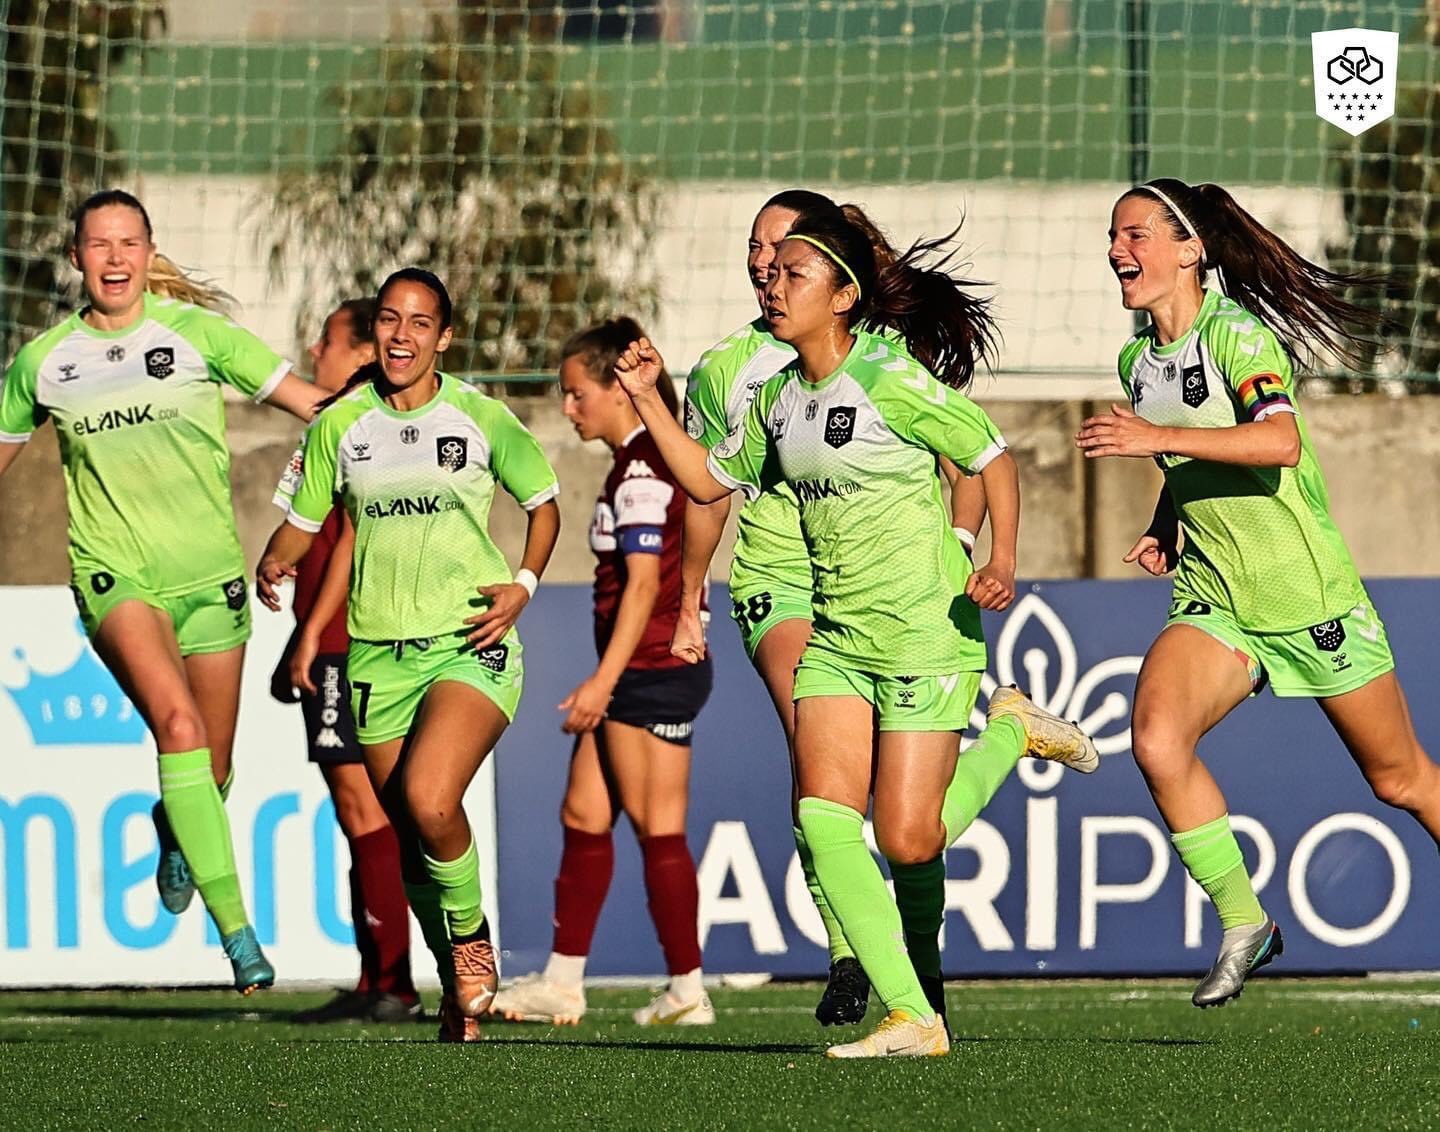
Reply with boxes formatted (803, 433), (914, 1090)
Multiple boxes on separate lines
(424, 835), (485, 939)
(1172, 814), (1265, 930)
(797, 798), (931, 1021)
(794, 825), (854, 962)
(403, 876), (455, 992)
(157, 749), (247, 936)
(890, 855), (945, 979)
(942, 716), (1025, 846)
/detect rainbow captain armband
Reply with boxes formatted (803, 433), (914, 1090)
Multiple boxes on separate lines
(1236, 373), (1295, 421)
(618, 525), (664, 555)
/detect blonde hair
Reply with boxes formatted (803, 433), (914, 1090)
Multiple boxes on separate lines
(146, 254), (235, 312)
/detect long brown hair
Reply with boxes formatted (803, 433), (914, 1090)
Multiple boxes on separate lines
(561, 316), (679, 416)
(785, 198), (998, 389)
(1124, 178), (1389, 369)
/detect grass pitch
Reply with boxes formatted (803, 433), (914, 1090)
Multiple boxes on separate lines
(2, 978), (1438, 1130)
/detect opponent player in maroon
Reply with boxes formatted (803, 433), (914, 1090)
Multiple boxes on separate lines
(491, 317), (715, 1026)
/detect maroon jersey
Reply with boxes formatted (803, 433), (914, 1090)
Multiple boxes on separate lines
(292, 505), (349, 654)
(590, 427), (696, 670)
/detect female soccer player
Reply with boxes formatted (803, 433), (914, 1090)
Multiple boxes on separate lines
(614, 200), (1097, 1058)
(269, 299), (420, 1024)
(670, 191), (988, 1027)
(1078, 178), (1440, 1007)
(257, 268), (560, 1043)
(492, 317), (715, 1027)
(0, 189), (324, 992)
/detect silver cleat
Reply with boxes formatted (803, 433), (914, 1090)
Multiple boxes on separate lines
(1192, 919), (1283, 1008)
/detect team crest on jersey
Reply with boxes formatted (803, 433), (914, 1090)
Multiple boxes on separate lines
(1308, 620), (1346, 652)
(805, 401), (818, 421)
(222, 577), (247, 611)
(144, 347), (175, 380)
(1181, 363), (1209, 408)
(400, 425), (420, 445)
(436, 436), (468, 472)
(824, 406), (856, 448)
(476, 643), (508, 672)
(106, 346), (125, 363)
(1162, 362), (1177, 383)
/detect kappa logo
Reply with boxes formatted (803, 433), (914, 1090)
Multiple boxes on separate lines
(400, 425), (420, 445)
(58, 362), (80, 382)
(477, 642), (509, 672)
(1181, 363), (1209, 409)
(314, 728), (346, 749)
(624, 459), (656, 479)
(222, 577), (247, 612)
(1308, 620), (1347, 653)
(437, 436), (468, 472)
(144, 347), (175, 380)
(824, 406), (856, 448)
(105, 346), (125, 363)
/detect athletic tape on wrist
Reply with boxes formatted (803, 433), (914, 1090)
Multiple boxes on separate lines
(515, 568), (539, 598)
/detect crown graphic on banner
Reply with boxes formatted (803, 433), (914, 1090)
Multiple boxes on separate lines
(2, 621), (147, 746)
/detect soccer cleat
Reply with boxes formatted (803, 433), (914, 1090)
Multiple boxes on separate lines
(452, 936), (499, 1017)
(491, 973), (587, 1025)
(221, 926), (275, 995)
(814, 957), (871, 1026)
(292, 990), (373, 1024)
(825, 1009), (950, 1059)
(919, 974), (949, 1037)
(988, 685), (1100, 773)
(151, 801), (196, 914)
(437, 993), (482, 1043)
(369, 993), (425, 1024)
(1193, 919), (1284, 1008)
(632, 987), (716, 1026)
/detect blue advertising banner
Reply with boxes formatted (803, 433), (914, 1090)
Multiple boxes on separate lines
(496, 579), (1440, 979)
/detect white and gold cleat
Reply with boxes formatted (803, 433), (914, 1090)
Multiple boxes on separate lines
(988, 685), (1099, 773)
(491, 972), (587, 1025)
(825, 1009), (950, 1059)
(632, 988), (716, 1026)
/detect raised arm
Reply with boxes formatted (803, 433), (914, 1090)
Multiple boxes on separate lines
(671, 497), (729, 663)
(614, 339), (733, 504)
(264, 371), (329, 422)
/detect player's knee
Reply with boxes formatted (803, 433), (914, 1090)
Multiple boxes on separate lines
(402, 777), (457, 837)
(1130, 715), (1191, 779)
(154, 707), (207, 753)
(875, 821), (942, 867)
(1366, 755), (1434, 813)
(560, 796), (609, 835)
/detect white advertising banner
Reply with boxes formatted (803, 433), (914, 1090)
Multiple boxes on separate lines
(0, 587), (497, 987)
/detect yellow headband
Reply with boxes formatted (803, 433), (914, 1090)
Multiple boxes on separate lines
(783, 234), (862, 299)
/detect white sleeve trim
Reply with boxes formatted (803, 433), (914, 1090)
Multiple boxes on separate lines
(253, 359), (293, 404)
(285, 509), (325, 534)
(967, 437), (1009, 474)
(271, 491), (293, 513)
(706, 453), (757, 501)
(518, 482), (560, 511)
(0, 430), (32, 445)
(1252, 403), (1298, 422)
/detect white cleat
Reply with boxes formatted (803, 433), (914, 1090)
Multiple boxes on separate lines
(632, 988), (716, 1026)
(825, 1009), (950, 1059)
(490, 972), (587, 1025)
(988, 685), (1099, 773)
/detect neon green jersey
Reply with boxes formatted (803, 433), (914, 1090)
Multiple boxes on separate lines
(1118, 288), (1364, 632)
(684, 319), (810, 599)
(708, 330), (1007, 675)
(0, 293), (291, 595)
(286, 374), (559, 642)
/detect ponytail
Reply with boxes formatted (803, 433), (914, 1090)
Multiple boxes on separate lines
(316, 360), (382, 412)
(147, 254), (235, 312)
(1126, 178), (1389, 370)
(561, 316), (679, 417)
(786, 202), (998, 390)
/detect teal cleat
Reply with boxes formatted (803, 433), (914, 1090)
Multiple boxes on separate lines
(151, 801), (195, 914)
(222, 926), (276, 996)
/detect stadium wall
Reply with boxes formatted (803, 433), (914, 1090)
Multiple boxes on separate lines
(3, 580), (1439, 985)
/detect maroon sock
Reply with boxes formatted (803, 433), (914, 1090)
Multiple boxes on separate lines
(349, 865), (377, 994)
(640, 833), (702, 975)
(552, 826), (614, 957)
(352, 825), (417, 998)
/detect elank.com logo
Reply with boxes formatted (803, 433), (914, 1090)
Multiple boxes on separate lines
(1312, 28), (1399, 137)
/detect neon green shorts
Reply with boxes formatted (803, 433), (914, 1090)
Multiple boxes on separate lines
(346, 634), (524, 745)
(793, 649), (982, 732)
(71, 566), (252, 656)
(1166, 591), (1395, 698)
(729, 583), (812, 659)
